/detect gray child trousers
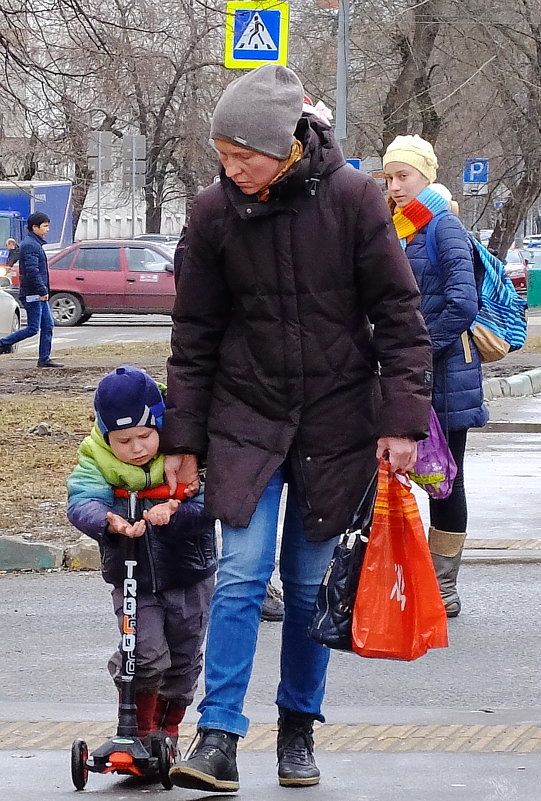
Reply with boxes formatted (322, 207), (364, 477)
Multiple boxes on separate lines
(108, 577), (214, 705)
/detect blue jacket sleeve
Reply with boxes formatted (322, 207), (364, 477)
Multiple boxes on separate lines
(20, 241), (48, 297)
(66, 453), (114, 541)
(429, 216), (479, 356)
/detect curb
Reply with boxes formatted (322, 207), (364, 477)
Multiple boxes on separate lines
(0, 536), (99, 574)
(483, 366), (541, 400)
(1, 536), (541, 574)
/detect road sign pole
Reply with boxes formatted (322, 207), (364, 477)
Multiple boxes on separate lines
(131, 139), (136, 239)
(335, 0), (349, 151)
(97, 135), (102, 240)
(122, 134), (146, 233)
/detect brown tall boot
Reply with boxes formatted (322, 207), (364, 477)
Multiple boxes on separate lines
(428, 527), (467, 618)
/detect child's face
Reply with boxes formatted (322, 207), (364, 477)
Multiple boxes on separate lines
(108, 426), (160, 466)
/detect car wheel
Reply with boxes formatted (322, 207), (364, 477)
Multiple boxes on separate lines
(5, 310), (20, 353)
(49, 293), (83, 326)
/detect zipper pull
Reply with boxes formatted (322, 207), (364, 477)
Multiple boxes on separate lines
(306, 175), (321, 196)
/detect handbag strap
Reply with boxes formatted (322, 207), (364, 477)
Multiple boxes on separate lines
(346, 468), (378, 535)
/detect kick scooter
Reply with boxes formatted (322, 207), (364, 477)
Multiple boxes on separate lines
(71, 483), (187, 790)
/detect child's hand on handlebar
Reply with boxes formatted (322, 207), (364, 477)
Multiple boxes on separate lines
(143, 499), (180, 527)
(106, 511), (146, 538)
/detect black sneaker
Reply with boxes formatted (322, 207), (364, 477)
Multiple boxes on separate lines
(0, 344), (11, 354)
(277, 710), (320, 787)
(169, 728), (239, 792)
(261, 581), (284, 622)
(37, 358), (64, 368)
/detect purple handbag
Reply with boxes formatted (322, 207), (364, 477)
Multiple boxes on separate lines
(409, 408), (457, 500)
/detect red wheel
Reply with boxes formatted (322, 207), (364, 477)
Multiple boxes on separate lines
(71, 738), (89, 790)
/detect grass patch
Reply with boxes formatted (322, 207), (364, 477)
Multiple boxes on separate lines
(0, 393), (94, 542)
(525, 335), (541, 353)
(56, 340), (171, 360)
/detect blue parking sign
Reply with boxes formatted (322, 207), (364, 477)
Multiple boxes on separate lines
(463, 159), (489, 183)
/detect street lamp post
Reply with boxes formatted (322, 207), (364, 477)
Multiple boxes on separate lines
(334, 0), (349, 153)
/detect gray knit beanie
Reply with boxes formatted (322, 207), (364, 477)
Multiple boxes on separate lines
(210, 64), (304, 160)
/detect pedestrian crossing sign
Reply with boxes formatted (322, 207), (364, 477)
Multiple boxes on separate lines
(224, 1), (290, 70)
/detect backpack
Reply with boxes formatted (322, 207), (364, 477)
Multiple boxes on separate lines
(425, 212), (528, 363)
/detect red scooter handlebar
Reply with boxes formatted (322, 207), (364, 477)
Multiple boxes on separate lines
(113, 483), (189, 500)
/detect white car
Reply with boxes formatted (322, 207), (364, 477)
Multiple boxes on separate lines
(0, 287), (21, 351)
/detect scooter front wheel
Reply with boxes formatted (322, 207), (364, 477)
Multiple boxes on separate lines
(71, 738), (89, 790)
(157, 738), (174, 790)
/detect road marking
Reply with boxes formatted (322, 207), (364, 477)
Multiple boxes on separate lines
(2, 721), (541, 752)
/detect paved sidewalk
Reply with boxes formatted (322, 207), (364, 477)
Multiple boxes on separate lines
(2, 748), (540, 801)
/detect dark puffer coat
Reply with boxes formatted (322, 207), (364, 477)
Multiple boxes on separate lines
(18, 231), (49, 301)
(405, 213), (488, 431)
(162, 116), (433, 541)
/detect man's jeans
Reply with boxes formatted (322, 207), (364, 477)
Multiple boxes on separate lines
(197, 468), (338, 737)
(0, 297), (54, 362)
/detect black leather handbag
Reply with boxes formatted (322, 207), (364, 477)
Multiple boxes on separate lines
(308, 470), (378, 652)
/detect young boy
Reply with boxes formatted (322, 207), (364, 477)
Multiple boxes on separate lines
(67, 366), (216, 752)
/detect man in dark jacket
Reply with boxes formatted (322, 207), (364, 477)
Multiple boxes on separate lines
(0, 212), (63, 367)
(162, 65), (432, 793)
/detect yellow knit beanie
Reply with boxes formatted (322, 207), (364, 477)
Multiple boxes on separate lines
(383, 134), (438, 184)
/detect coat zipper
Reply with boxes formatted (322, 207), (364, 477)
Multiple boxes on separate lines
(296, 442), (313, 512)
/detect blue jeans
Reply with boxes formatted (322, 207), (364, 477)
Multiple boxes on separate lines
(0, 297), (54, 362)
(197, 469), (338, 737)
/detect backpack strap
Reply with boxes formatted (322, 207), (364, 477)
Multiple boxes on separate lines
(424, 210), (453, 268)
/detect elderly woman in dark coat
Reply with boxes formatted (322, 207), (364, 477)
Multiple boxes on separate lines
(161, 65), (432, 793)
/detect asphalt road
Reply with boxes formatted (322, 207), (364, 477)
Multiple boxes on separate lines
(14, 308), (541, 355)
(1, 563), (540, 714)
(17, 313), (172, 354)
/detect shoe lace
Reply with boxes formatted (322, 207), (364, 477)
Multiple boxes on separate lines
(184, 730), (201, 759)
(278, 725), (314, 764)
(186, 729), (232, 760)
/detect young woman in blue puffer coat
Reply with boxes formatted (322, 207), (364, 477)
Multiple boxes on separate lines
(383, 135), (488, 618)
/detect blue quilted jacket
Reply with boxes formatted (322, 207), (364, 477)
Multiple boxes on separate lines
(405, 213), (488, 431)
(18, 231), (49, 301)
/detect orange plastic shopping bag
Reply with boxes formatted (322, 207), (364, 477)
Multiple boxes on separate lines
(352, 460), (448, 661)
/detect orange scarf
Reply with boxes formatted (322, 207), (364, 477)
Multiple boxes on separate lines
(257, 138), (304, 201)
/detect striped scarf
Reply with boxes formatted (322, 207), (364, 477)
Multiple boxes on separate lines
(392, 185), (450, 243)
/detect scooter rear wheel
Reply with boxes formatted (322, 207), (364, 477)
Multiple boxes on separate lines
(71, 738), (89, 790)
(157, 738), (174, 790)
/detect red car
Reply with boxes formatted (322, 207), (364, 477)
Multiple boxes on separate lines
(11, 239), (176, 326)
(504, 249), (529, 295)
(8, 240), (528, 326)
